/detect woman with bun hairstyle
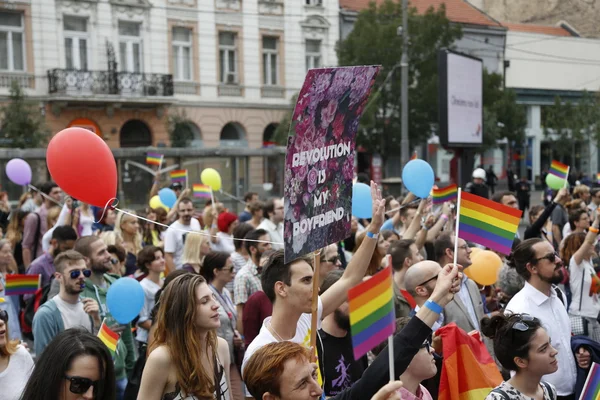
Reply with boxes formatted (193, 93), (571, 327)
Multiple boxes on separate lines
(481, 313), (558, 400)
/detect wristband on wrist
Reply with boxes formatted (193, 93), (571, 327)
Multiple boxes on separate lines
(366, 231), (379, 239)
(424, 299), (443, 314)
(590, 227), (600, 234)
(440, 214), (449, 221)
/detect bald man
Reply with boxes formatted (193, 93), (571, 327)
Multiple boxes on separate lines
(405, 261), (444, 332)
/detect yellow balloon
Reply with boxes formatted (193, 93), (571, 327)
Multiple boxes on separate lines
(467, 250), (503, 286)
(149, 195), (169, 211)
(201, 168), (222, 192)
(469, 247), (482, 257)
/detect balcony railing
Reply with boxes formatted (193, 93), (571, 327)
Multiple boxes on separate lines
(261, 86), (285, 98)
(174, 81), (200, 95)
(218, 84), (243, 97)
(0, 72), (35, 89)
(47, 69), (174, 97)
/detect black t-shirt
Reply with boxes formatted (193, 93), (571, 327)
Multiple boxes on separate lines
(317, 329), (368, 397)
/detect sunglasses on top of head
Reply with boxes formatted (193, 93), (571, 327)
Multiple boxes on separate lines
(69, 269), (91, 279)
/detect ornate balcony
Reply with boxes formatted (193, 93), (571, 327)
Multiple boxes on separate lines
(47, 69), (174, 97)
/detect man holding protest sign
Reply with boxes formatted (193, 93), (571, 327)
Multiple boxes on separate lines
(241, 181), (385, 376)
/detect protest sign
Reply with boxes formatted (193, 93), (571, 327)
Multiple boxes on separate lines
(284, 66), (380, 262)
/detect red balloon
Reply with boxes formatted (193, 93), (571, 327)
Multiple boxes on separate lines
(47, 127), (117, 208)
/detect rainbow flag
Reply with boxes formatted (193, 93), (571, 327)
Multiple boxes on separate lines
(146, 152), (162, 166)
(549, 160), (569, 180)
(5, 274), (40, 296)
(432, 184), (458, 205)
(97, 320), (120, 358)
(438, 324), (502, 400)
(581, 362), (600, 400)
(170, 169), (187, 183)
(458, 190), (522, 255)
(348, 266), (395, 360)
(410, 151), (418, 160)
(596, 173), (600, 184)
(193, 184), (211, 199)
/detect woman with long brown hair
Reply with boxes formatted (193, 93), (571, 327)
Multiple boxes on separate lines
(114, 211), (143, 276)
(5, 209), (29, 272)
(138, 273), (231, 400)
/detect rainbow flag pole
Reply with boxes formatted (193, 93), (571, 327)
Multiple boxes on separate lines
(453, 188), (462, 266)
(580, 362), (600, 400)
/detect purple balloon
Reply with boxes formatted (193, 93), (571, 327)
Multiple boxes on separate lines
(6, 158), (32, 186)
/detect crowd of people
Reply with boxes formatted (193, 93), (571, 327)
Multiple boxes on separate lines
(1, 167), (600, 400)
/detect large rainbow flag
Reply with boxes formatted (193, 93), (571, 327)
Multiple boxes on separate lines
(437, 324), (503, 400)
(432, 184), (458, 205)
(458, 190), (522, 255)
(549, 160), (569, 180)
(348, 266), (395, 360)
(580, 362), (600, 400)
(5, 274), (40, 296)
(97, 320), (120, 358)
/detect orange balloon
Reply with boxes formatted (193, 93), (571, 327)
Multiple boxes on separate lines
(466, 250), (503, 286)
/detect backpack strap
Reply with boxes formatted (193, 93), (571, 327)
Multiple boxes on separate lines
(553, 285), (566, 308)
(541, 381), (556, 400)
(490, 388), (511, 400)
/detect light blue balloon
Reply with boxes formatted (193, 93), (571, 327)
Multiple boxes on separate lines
(159, 188), (178, 208)
(352, 182), (372, 218)
(106, 277), (144, 324)
(402, 159), (434, 198)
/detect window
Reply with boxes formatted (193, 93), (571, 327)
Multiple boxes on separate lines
(262, 36), (278, 86)
(219, 32), (238, 84)
(305, 39), (321, 71)
(0, 12), (24, 71)
(119, 21), (142, 73)
(305, 0), (323, 5)
(172, 27), (192, 81)
(64, 16), (88, 70)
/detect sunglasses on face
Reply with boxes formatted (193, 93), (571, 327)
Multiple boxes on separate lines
(64, 375), (99, 395)
(324, 256), (340, 264)
(0, 309), (8, 322)
(420, 341), (432, 353)
(533, 252), (559, 264)
(416, 274), (439, 288)
(69, 269), (91, 280)
(511, 314), (535, 332)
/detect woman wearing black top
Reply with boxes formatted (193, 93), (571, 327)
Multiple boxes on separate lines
(524, 188), (568, 245)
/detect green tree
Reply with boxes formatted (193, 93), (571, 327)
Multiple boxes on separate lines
(167, 110), (195, 147)
(272, 94), (298, 145)
(0, 80), (47, 148)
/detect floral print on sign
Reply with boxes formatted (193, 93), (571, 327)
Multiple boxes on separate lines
(283, 66), (380, 262)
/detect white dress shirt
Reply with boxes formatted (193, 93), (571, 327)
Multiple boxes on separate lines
(506, 281), (577, 396)
(257, 218), (283, 250)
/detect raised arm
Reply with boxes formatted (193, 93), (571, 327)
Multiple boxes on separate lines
(572, 213), (600, 266)
(321, 182), (385, 318)
(401, 199), (426, 240)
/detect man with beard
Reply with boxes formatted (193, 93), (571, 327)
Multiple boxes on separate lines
(316, 270), (368, 397)
(25, 225), (77, 298)
(32, 250), (100, 356)
(234, 228), (271, 334)
(164, 197), (201, 272)
(75, 236), (137, 399)
(506, 238), (581, 399)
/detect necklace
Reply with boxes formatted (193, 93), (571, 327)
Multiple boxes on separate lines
(268, 320), (286, 342)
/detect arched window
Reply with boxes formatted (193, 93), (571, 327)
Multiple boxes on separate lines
(120, 119), (152, 147)
(262, 123), (278, 147)
(220, 122), (247, 147)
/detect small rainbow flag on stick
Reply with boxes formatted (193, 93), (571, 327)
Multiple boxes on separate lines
(457, 190), (522, 255)
(348, 266), (395, 360)
(146, 152), (163, 166)
(97, 320), (120, 358)
(170, 170), (187, 183)
(432, 184), (458, 205)
(549, 160), (569, 180)
(193, 184), (212, 199)
(5, 274), (40, 296)
(580, 362), (600, 400)
(596, 172), (600, 185)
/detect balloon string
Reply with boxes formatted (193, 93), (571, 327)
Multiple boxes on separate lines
(112, 204), (285, 246)
(28, 184), (62, 206)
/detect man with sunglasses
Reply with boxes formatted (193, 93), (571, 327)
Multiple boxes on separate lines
(318, 244), (342, 285)
(32, 250), (101, 357)
(405, 261), (444, 332)
(506, 238), (579, 399)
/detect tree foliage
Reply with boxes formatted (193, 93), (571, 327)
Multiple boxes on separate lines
(167, 110), (195, 147)
(0, 80), (47, 148)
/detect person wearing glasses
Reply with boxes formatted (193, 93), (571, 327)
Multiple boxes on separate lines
(20, 328), (116, 400)
(318, 244), (343, 285)
(32, 250), (101, 357)
(0, 280), (34, 400)
(404, 261), (444, 332)
(481, 314), (558, 400)
(506, 238), (580, 399)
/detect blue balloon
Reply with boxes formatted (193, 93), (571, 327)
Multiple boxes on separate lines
(106, 277), (144, 324)
(159, 188), (178, 208)
(352, 183), (372, 218)
(402, 159), (435, 198)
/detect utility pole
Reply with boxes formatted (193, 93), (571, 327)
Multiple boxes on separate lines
(400, 0), (409, 168)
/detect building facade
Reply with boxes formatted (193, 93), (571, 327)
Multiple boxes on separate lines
(0, 0), (339, 199)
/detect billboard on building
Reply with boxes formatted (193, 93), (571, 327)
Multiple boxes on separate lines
(438, 50), (483, 147)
